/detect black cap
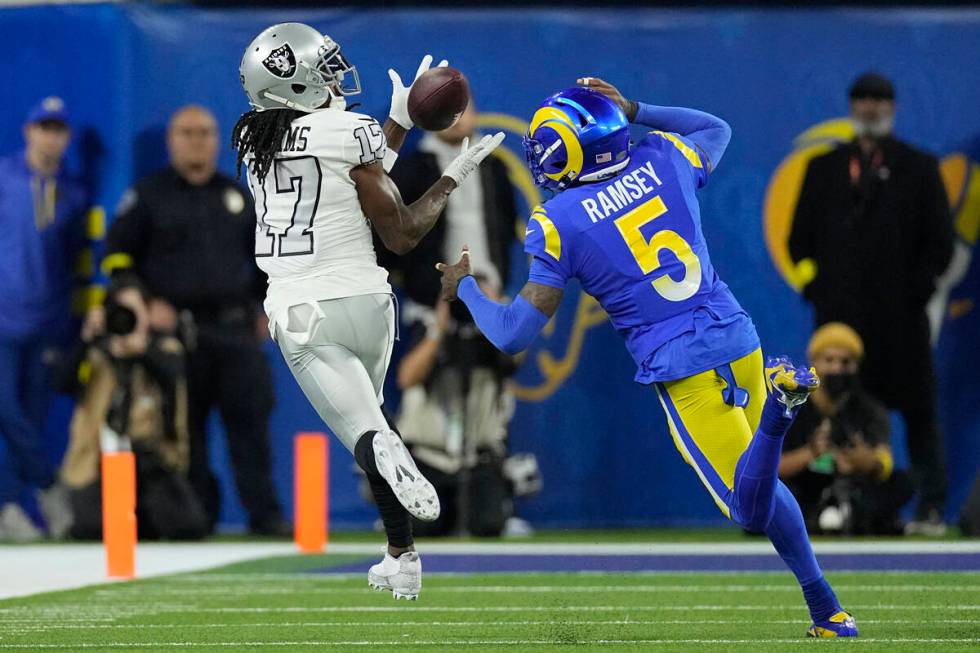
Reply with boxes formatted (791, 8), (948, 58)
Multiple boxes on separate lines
(849, 72), (895, 101)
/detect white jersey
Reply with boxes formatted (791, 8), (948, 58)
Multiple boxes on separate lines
(244, 107), (392, 329)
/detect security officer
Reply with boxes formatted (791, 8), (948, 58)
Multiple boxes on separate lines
(101, 105), (285, 535)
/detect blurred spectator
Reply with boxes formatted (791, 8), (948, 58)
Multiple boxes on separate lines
(789, 72), (954, 535)
(57, 276), (207, 540)
(0, 97), (86, 540)
(98, 105), (285, 535)
(392, 288), (539, 537)
(780, 323), (913, 535)
(382, 109), (535, 536)
(384, 101), (518, 305)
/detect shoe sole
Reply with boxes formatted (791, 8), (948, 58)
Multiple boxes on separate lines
(373, 432), (441, 522)
(369, 578), (419, 600)
(766, 359), (820, 415)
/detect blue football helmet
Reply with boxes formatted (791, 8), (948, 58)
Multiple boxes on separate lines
(523, 87), (631, 192)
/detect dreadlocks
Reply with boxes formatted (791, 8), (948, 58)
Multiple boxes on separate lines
(231, 108), (305, 185)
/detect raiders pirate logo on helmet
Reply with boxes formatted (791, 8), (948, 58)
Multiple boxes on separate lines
(262, 43), (297, 79)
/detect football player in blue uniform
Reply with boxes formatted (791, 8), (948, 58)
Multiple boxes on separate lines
(436, 78), (857, 638)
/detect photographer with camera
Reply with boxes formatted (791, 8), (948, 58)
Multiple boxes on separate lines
(392, 283), (539, 537)
(98, 106), (283, 535)
(56, 276), (207, 540)
(779, 322), (913, 535)
(377, 99), (537, 536)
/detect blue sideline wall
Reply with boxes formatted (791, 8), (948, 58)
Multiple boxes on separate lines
(2, 4), (978, 528)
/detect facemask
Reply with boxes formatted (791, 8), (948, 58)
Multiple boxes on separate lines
(852, 115), (893, 139)
(823, 372), (858, 399)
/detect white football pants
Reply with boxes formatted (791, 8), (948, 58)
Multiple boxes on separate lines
(274, 293), (395, 453)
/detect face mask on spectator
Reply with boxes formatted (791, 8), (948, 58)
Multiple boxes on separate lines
(852, 115), (893, 139)
(823, 372), (858, 399)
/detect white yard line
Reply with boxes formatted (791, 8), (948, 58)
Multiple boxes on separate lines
(320, 541), (980, 555)
(58, 604), (970, 613)
(1, 638), (979, 648)
(3, 603), (977, 617)
(91, 583), (980, 595)
(1, 539), (978, 601)
(4, 618), (978, 631)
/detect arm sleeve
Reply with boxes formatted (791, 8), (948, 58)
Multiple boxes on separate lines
(103, 187), (148, 277)
(634, 103), (732, 173)
(457, 276), (550, 355)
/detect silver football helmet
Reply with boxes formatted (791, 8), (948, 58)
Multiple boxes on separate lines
(240, 22), (361, 112)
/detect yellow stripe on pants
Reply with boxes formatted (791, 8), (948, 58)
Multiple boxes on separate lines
(655, 348), (767, 519)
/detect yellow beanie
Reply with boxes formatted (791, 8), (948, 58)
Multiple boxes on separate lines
(807, 322), (864, 362)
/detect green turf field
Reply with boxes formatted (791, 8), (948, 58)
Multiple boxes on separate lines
(1, 551), (977, 652)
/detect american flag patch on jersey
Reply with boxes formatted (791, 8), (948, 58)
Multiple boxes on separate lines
(596, 152), (612, 163)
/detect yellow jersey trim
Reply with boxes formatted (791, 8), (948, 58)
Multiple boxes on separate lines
(529, 209), (562, 261)
(652, 130), (704, 169)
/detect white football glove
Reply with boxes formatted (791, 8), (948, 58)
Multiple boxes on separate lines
(388, 54), (448, 130)
(442, 132), (506, 186)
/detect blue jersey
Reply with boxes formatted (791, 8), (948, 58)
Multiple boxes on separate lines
(525, 131), (759, 383)
(0, 151), (87, 340)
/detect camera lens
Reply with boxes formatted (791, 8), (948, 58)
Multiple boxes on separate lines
(105, 302), (137, 336)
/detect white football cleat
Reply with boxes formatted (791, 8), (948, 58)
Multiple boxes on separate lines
(372, 430), (440, 522)
(368, 551), (422, 600)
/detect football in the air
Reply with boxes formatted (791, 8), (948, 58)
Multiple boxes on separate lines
(408, 66), (470, 131)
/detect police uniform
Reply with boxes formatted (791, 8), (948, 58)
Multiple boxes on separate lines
(105, 166), (282, 533)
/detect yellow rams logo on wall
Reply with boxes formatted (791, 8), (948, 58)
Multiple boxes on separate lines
(764, 118), (980, 309)
(763, 118), (855, 291)
(941, 153), (980, 249)
(477, 112), (609, 402)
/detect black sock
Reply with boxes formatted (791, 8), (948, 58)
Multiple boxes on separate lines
(354, 430), (380, 476)
(354, 431), (414, 550)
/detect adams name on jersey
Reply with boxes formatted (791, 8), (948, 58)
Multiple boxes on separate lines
(244, 108), (393, 327)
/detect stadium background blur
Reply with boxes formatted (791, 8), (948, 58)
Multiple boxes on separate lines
(2, 0), (979, 532)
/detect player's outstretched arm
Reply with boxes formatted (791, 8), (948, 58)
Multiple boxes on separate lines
(436, 248), (562, 355)
(353, 133), (504, 255)
(578, 77), (732, 171)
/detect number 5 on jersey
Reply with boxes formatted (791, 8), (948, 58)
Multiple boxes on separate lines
(614, 195), (702, 302)
(254, 156), (323, 257)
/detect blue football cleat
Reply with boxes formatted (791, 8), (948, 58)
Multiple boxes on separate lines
(807, 611), (859, 638)
(765, 355), (820, 417)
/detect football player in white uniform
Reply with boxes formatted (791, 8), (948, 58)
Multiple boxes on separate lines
(233, 23), (504, 600)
